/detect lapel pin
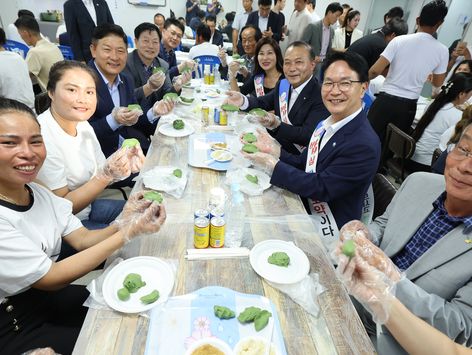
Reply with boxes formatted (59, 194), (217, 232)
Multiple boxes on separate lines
(332, 142), (336, 147)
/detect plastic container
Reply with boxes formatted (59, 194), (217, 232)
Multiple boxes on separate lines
(225, 183), (246, 248)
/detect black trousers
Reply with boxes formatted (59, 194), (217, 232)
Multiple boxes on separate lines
(368, 92), (418, 145)
(0, 285), (89, 355)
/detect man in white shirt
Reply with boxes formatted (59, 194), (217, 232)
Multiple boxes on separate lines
(0, 28), (34, 109)
(232, 0), (254, 54)
(306, 0), (321, 23)
(368, 0), (449, 144)
(189, 24), (220, 59)
(284, 0), (312, 51)
(14, 16), (64, 91)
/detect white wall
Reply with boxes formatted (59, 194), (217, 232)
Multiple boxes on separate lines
(437, 0), (472, 46)
(312, 0), (373, 33)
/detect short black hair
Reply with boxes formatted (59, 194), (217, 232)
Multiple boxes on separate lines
(325, 2), (343, 16)
(0, 97), (38, 126)
(163, 18), (185, 34)
(0, 28), (6, 46)
(134, 22), (161, 41)
(386, 6), (403, 20)
(309, 0), (317, 7)
(225, 12), (235, 22)
(196, 24), (211, 42)
(286, 41), (316, 60)
(18, 9), (34, 18)
(205, 14), (217, 23)
(197, 10), (206, 19)
(419, 0), (448, 27)
(322, 51), (369, 83)
(91, 23), (127, 46)
(382, 17), (408, 37)
(178, 17), (185, 23)
(342, 3), (350, 9)
(239, 24), (262, 44)
(154, 13), (165, 20)
(14, 16), (40, 34)
(258, 0), (272, 6)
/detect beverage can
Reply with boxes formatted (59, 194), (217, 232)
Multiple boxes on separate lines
(213, 108), (220, 125)
(210, 217), (225, 248)
(219, 110), (227, 126)
(210, 206), (225, 219)
(194, 217), (210, 249)
(195, 208), (210, 220)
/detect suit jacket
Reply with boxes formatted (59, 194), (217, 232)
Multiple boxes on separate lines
(64, 0), (114, 62)
(367, 172), (472, 354)
(88, 61), (151, 157)
(211, 30), (224, 47)
(246, 10), (283, 42)
(302, 20), (334, 57)
(246, 76), (329, 154)
(124, 50), (174, 127)
(332, 27), (363, 50)
(271, 109), (381, 229)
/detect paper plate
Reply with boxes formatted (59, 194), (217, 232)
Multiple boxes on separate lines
(158, 120), (194, 137)
(210, 149), (232, 162)
(178, 97), (194, 106)
(102, 256), (175, 313)
(241, 168), (271, 191)
(249, 240), (310, 285)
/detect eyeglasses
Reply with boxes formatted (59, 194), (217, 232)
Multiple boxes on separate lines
(322, 79), (362, 91)
(450, 146), (472, 161)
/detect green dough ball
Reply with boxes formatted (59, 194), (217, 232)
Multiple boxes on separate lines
(140, 289), (160, 304)
(152, 67), (166, 74)
(121, 138), (140, 148)
(127, 104), (142, 111)
(249, 108), (267, 117)
(232, 54), (240, 59)
(173, 168), (182, 178)
(221, 104), (239, 112)
(242, 143), (259, 154)
(342, 240), (356, 258)
(117, 287), (130, 301)
(181, 66), (192, 73)
(180, 96), (194, 103)
(243, 132), (257, 143)
(143, 191), (164, 203)
(163, 92), (179, 101)
(173, 119), (185, 130)
(245, 174), (258, 184)
(268, 252), (290, 267)
(254, 310), (272, 331)
(237, 306), (262, 323)
(123, 273), (146, 293)
(214, 305), (235, 320)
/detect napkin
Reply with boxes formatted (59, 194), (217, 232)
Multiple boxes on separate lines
(141, 166), (188, 198)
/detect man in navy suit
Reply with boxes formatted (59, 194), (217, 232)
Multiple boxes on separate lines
(245, 0), (283, 42)
(227, 41), (330, 154)
(88, 24), (174, 158)
(64, 0), (114, 62)
(243, 51), (380, 234)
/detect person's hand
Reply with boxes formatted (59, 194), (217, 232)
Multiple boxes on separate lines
(282, 25), (288, 34)
(258, 112), (281, 130)
(225, 91), (244, 107)
(239, 65), (249, 78)
(218, 47), (227, 66)
(115, 191), (167, 243)
(23, 348), (56, 355)
(147, 71), (166, 91)
(173, 71), (192, 92)
(248, 128), (281, 157)
(228, 61), (240, 77)
(242, 151), (278, 175)
(124, 144), (146, 173)
(262, 27), (273, 38)
(314, 56), (322, 64)
(337, 254), (396, 324)
(112, 107), (141, 126)
(339, 220), (373, 242)
(95, 148), (132, 183)
(153, 98), (175, 116)
(178, 60), (196, 74)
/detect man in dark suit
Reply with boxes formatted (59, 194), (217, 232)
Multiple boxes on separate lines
(205, 15), (223, 47)
(245, 0), (283, 42)
(227, 41), (329, 154)
(242, 51), (380, 234)
(124, 22), (175, 130)
(88, 24), (174, 157)
(64, 0), (114, 62)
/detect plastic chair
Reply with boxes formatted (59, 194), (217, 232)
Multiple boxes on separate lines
(194, 55), (221, 78)
(4, 40), (29, 58)
(34, 92), (50, 114)
(58, 45), (74, 60)
(372, 173), (397, 219)
(127, 35), (134, 49)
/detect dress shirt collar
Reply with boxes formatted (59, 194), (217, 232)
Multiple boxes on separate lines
(434, 192), (472, 228)
(292, 75), (312, 95)
(93, 61), (122, 89)
(322, 107), (362, 135)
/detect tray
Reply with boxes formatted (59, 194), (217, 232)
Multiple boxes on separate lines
(188, 133), (238, 171)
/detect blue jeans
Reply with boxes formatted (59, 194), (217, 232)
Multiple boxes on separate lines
(81, 198), (126, 230)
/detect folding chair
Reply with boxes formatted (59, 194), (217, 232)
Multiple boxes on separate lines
(58, 45), (74, 60)
(4, 40), (30, 59)
(194, 55), (220, 78)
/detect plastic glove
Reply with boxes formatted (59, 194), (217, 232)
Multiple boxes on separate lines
(178, 60), (196, 74)
(229, 61), (240, 76)
(153, 98), (175, 116)
(340, 220), (373, 242)
(23, 348), (57, 355)
(173, 71), (192, 92)
(242, 151), (278, 176)
(112, 107), (141, 126)
(337, 254), (397, 324)
(258, 112), (281, 130)
(218, 47), (227, 66)
(225, 91), (244, 107)
(147, 71), (166, 91)
(115, 191), (167, 243)
(95, 148), (131, 183)
(123, 144), (146, 173)
(240, 128), (281, 158)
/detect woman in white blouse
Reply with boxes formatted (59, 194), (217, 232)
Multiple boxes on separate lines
(332, 9), (363, 51)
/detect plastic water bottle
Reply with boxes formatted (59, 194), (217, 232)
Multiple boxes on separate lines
(225, 183), (246, 248)
(214, 64), (221, 86)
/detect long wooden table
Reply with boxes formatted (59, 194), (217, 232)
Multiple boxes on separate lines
(73, 113), (375, 354)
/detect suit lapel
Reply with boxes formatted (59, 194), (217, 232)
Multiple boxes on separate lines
(78, 0), (96, 25)
(288, 77), (314, 123)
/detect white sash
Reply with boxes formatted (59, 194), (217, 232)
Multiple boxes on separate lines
(254, 74), (265, 97)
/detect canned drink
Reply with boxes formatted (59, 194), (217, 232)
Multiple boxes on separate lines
(213, 108), (220, 125)
(195, 208), (210, 220)
(210, 206), (225, 219)
(210, 217), (225, 248)
(202, 105), (209, 125)
(219, 110), (227, 126)
(194, 217), (210, 249)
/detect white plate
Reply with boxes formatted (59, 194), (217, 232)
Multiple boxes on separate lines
(158, 120), (194, 137)
(185, 338), (233, 355)
(234, 336), (280, 355)
(210, 149), (232, 162)
(241, 168), (271, 191)
(249, 240), (310, 285)
(102, 256), (175, 313)
(178, 97), (194, 106)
